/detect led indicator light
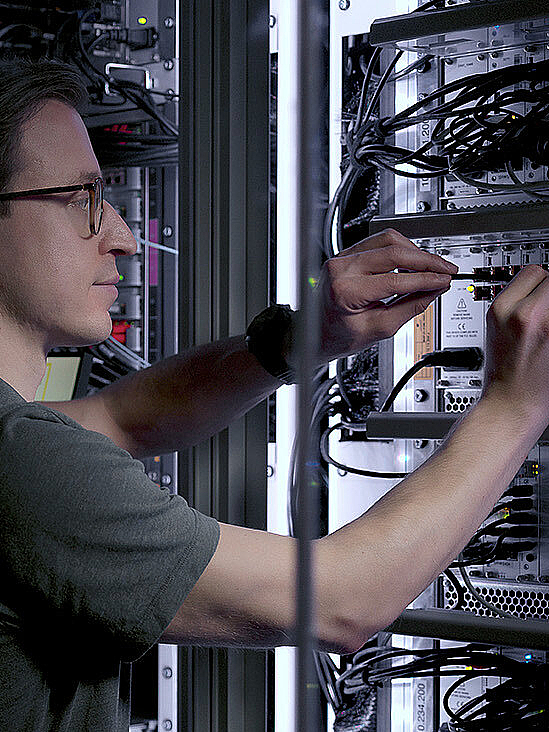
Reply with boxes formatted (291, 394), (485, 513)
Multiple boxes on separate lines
(119, 274), (124, 282)
(525, 653), (533, 660)
(137, 16), (148, 25)
(466, 285), (474, 292)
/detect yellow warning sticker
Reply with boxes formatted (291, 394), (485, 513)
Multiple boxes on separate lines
(414, 302), (434, 380)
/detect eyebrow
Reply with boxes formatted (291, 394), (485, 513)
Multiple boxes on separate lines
(66, 170), (104, 185)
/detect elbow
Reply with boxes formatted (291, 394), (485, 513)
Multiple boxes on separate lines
(317, 603), (405, 655)
(317, 613), (378, 656)
(314, 538), (406, 655)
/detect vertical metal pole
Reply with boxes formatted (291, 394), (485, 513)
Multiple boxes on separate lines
(294, 1), (324, 730)
(143, 166), (150, 363)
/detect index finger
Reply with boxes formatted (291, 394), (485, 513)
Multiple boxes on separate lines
(340, 228), (458, 273)
(491, 264), (549, 315)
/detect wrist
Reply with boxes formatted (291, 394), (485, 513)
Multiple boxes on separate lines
(480, 384), (547, 429)
(245, 304), (297, 385)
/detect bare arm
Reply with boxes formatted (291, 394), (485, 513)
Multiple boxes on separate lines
(43, 335), (281, 457)
(161, 394), (546, 652)
(42, 231), (458, 457)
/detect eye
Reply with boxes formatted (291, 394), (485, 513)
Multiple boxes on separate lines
(68, 196), (89, 211)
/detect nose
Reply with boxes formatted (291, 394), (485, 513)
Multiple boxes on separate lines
(99, 200), (138, 257)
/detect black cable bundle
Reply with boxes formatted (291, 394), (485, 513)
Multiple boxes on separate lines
(333, 685), (376, 732)
(348, 57), (549, 199)
(333, 644), (548, 732)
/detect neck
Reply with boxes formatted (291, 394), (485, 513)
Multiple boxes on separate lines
(0, 320), (48, 401)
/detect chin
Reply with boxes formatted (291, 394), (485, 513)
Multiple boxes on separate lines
(55, 315), (113, 348)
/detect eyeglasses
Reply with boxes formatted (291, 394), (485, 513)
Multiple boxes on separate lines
(0, 177), (104, 237)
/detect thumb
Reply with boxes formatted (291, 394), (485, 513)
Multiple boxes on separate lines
(378, 285), (449, 336)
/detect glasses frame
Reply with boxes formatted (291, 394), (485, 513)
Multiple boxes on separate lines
(0, 177), (104, 236)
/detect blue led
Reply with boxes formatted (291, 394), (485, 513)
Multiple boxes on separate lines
(525, 653), (533, 661)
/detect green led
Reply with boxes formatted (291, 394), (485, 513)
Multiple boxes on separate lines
(308, 276), (318, 288)
(137, 16), (148, 25)
(119, 274), (124, 282)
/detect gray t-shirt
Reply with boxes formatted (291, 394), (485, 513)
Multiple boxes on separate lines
(0, 377), (220, 731)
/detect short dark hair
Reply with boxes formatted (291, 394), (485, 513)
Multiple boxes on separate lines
(0, 54), (88, 216)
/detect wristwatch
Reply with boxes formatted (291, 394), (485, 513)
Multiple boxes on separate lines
(245, 304), (297, 385)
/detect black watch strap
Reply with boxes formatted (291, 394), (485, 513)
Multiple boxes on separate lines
(245, 304), (297, 385)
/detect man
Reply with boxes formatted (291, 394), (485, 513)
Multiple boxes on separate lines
(1, 56), (549, 731)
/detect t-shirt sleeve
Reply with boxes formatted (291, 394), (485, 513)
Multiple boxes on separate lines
(0, 403), (220, 665)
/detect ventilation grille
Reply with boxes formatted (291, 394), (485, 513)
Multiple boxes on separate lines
(444, 390), (480, 413)
(443, 577), (549, 620)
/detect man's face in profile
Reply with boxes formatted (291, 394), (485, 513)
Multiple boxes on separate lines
(0, 99), (137, 351)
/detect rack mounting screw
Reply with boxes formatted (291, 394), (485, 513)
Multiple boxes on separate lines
(164, 59), (174, 70)
(163, 226), (173, 237)
(164, 17), (175, 28)
(339, 0), (350, 9)
(162, 666), (173, 679)
(269, 14), (276, 27)
(414, 389), (428, 403)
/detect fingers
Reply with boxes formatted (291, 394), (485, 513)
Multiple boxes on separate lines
(331, 271), (452, 310)
(332, 244), (457, 278)
(339, 228), (457, 274)
(491, 264), (549, 316)
(377, 285), (450, 336)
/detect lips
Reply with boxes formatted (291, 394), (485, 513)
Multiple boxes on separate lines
(94, 276), (120, 285)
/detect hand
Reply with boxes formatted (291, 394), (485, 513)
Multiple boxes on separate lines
(313, 228), (458, 363)
(481, 263), (549, 425)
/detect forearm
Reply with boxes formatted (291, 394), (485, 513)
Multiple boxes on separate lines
(162, 396), (547, 654)
(316, 395), (548, 650)
(54, 335), (282, 458)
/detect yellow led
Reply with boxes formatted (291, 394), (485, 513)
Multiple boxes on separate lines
(466, 285), (475, 292)
(137, 16), (148, 25)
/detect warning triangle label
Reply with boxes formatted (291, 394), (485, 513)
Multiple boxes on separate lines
(457, 298), (467, 310)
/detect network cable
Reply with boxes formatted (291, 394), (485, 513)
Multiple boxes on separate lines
(319, 346), (483, 480)
(61, 10), (179, 140)
(331, 642), (547, 731)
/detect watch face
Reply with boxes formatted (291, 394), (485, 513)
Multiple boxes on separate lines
(245, 305), (296, 382)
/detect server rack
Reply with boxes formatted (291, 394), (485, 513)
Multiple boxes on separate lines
(321, 1), (549, 730)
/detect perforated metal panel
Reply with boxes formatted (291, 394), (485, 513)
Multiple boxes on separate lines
(443, 390), (480, 414)
(443, 577), (549, 620)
